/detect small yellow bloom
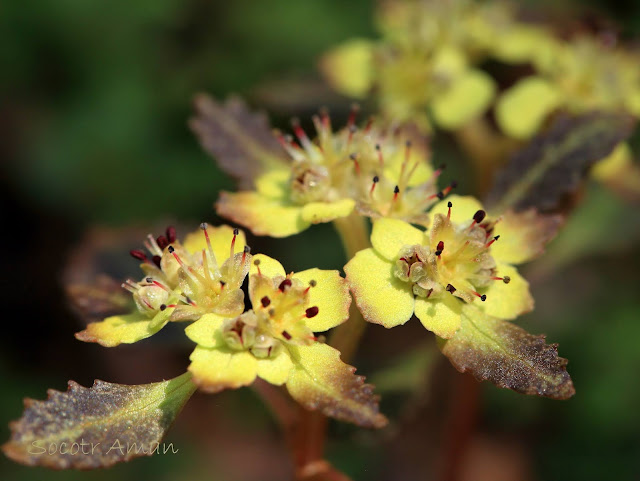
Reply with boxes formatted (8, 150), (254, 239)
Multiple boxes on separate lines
(185, 254), (386, 428)
(497, 35), (640, 139)
(76, 224), (251, 346)
(345, 196), (536, 338)
(217, 110), (439, 236)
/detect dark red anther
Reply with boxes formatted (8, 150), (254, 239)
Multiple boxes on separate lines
(446, 284), (456, 293)
(130, 250), (147, 262)
(282, 331), (292, 340)
(156, 236), (169, 249)
(152, 255), (161, 268)
(393, 185), (400, 201)
(261, 296), (271, 307)
(279, 279), (292, 292)
(436, 241), (444, 257)
(305, 306), (319, 318)
(473, 210), (486, 224)
(166, 226), (176, 243)
(160, 304), (167, 311)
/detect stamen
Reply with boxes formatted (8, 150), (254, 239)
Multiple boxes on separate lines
(305, 306), (319, 318)
(393, 185), (400, 202)
(347, 103), (360, 127)
(492, 275), (511, 284)
(446, 284), (457, 293)
(363, 116), (374, 133)
(282, 331), (292, 340)
(469, 210), (486, 230)
(241, 245), (250, 264)
(304, 279), (317, 294)
(274, 129), (305, 161)
(146, 234), (163, 256)
(200, 222), (218, 268)
(130, 250), (148, 262)
(169, 245), (205, 285)
(485, 235), (500, 248)
(156, 235), (169, 250)
(253, 258), (262, 276)
(230, 228), (239, 258)
(279, 279), (292, 292)
(435, 240), (444, 257)
(472, 291), (487, 302)
(166, 226), (176, 243)
(291, 117), (314, 152)
(370, 175), (379, 197)
(160, 304), (167, 311)
(152, 255), (161, 268)
(349, 153), (361, 175)
(447, 201), (453, 219)
(261, 296), (271, 307)
(375, 144), (384, 167)
(151, 279), (170, 291)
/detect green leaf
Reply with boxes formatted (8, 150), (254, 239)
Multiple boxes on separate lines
(486, 112), (636, 213)
(3, 373), (196, 469)
(189, 94), (288, 189)
(439, 307), (575, 400)
(286, 343), (387, 428)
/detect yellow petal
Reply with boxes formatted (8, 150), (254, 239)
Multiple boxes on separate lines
(414, 294), (463, 339)
(345, 248), (414, 328)
(496, 76), (560, 139)
(256, 351), (293, 385)
(371, 218), (425, 261)
(431, 70), (496, 130)
(255, 169), (291, 199)
(184, 313), (227, 348)
(188, 346), (257, 393)
(294, 268), (351, 332)
(75, 310), (171, 347)
(429, 195), (484, 225)
(320, 39), (374, 98)
(216, 191), (308, 237)
(249, 253), (286, 279)
(591, 142), (632, 182)
(301, 199), (355, 224)
(480, 263), (533, 320)
(183, 224), (246, 265)
(492, 26), (555, 67)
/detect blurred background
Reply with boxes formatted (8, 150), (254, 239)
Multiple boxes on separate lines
(1, 0), (639, 480)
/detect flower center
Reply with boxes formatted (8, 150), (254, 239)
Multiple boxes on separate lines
(124, 224), (250, 321)
(393, 204), (510, 303)
(221, 265), (320, 359)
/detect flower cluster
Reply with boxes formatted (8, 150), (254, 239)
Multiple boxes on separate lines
(217, 106), (450, 237)
(77, 224), (386, 428)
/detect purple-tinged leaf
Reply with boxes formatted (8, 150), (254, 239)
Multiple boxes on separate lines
(3, 373), (196, 469)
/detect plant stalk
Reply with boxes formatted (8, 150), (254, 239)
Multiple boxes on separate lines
(293, 212), (371, 480)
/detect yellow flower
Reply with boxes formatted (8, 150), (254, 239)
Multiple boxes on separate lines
(75, 224), (251, 347)
(320, 0), (503, 131)
(217, 110), (440, 236)
(497, 35), (640, 139)
(345, 196), (537, 338)
(185, 254), (387, 428)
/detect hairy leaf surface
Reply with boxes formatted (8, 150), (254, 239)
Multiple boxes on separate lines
(3, 373), (196, 469)
(189, 94), (288, 188)
(286, 343), (387, 428)
(486, 112), (636, 213)
(439, 307), (575, 400)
